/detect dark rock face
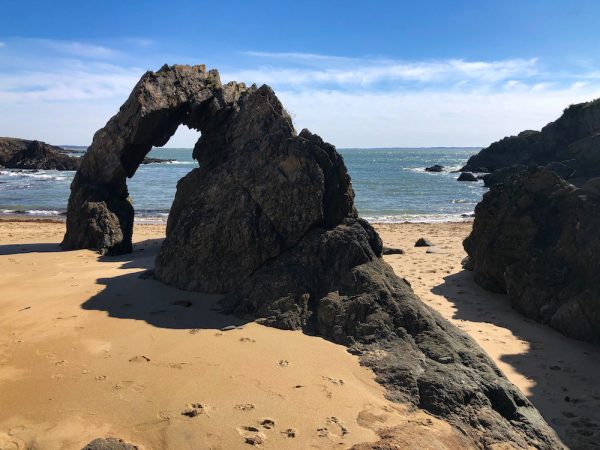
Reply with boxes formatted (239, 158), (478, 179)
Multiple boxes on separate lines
(457, 172), (478, 182)
(81, 438), (139, 450)
(64, 65), (563, 449)
(461, 99), (600, 181)
(141, 156), (175, 164)
(481, 165), (527, 187)
(464, 167), (600, 343)
(0, 137), (79, 170)
(62, 64), (249, 255)
(425, 164), (444, 172)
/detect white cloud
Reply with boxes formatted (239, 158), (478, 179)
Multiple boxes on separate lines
(36, 39), (118, 59)
(225, 55), (539, 88)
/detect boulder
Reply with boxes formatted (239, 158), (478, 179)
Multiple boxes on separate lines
(415, 237), (434, 247)
(0, 137), (79, 170)
(81, 438), (139, 450)
(464, 167), (600, 343)
(64, 65), (564, 449)
(457, 172), (478, 182)
(425, 164), (444, 172)
(461, 99), (600, 180)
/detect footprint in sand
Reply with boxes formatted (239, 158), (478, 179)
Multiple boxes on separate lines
(280, 428), (297, 438)
(322, 376), (344, 386)
(189, 328), (200, 334)
(239, 337), (256, 343)
(277, 360), (289, 367)
(181, 403), (208, 417)
(237, 426), (266, 446)
(95, 375), (107, 381)
(235, 403), (256, 411)
(0, 432), (26, 450)
(317, 416), (349, 438)
(259, 418), (275, 429)
(129, 355), (150, 363)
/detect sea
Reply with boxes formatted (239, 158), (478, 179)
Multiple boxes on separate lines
(0, 147), (486, 223)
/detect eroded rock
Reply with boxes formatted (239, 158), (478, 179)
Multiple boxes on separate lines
(64, 65), (564, 449)
(464, 167), (600, 343)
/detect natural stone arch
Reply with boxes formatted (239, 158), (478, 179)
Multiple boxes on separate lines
(64, 65), (564, 448)
(62, 64), (249, 254)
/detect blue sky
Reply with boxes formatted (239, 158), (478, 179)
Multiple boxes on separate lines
(1, 0), (600, 147)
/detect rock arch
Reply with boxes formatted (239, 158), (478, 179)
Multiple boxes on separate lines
(62, 64), (250, 254)
(63, 65), (563, 448)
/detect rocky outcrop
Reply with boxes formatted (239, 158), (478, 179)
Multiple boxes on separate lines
(457, 172), (478, 182)
(64, 65), (564, 449)
(464, 167), (600, 343)
(62, 64), (249, 255)
(425, 164), (444, 172)
(462, 99), (600, 182)
(0, 137), (79, 170)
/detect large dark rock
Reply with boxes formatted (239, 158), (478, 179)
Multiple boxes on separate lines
(457, 172), (478, 182)
(462, 99), (600, 181)
(64, 65), (564, 449)
(425, 164), (444, 172)
(0, 137), (79, 170)
(481, 165), (527, 187)
(464, 167), (600, 343)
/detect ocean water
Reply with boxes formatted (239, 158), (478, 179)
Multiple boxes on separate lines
(0, 147), (485, 223)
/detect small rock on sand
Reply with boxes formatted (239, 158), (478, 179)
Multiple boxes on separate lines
(415, 238), (434, 247)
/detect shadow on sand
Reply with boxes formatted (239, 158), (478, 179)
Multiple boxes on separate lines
(432, 270), (600, 448)
(0, 242), (63, 255)
(84, 238), (248, 330)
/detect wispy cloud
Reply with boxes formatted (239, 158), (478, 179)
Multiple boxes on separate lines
(1, 43), (600, 148)
(228, 52), (539, 88)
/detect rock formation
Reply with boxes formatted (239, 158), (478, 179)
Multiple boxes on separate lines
(425, 164), (444, 172)
(457, 172), (478, 182)
(461, 98), (600, 185)
(464, 167), (600, 343)
(67, 65), (564, 448)
(0, 137), (79, 170)
(81, 437), (139, 450)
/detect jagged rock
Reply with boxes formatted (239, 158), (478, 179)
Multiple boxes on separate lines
(64, 65), (564, 449)
(81, 437), (139, 450)
(0, 137), (79, 170)
(544, 160), (577, 179)
(457, 172), (478, 182)
(461, 99), (600, 181)
(481, 165), (527, 187)
(425, 164), (444, 172)
(464, 167), (600, 343)
(415, 237), (434, 247)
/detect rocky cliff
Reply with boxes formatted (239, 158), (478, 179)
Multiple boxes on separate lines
(462, 98), (600, 185)
(65, 65), (564, 449)
(0, 137), (79, 170)
(464, 167), (600, 343)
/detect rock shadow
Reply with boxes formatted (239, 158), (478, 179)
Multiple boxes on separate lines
(0, 242), (62, 255)
(432, 270), (600, 448)
(81, 237), (248, 331)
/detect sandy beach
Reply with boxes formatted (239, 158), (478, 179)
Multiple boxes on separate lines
(1, 219), (598, 449)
